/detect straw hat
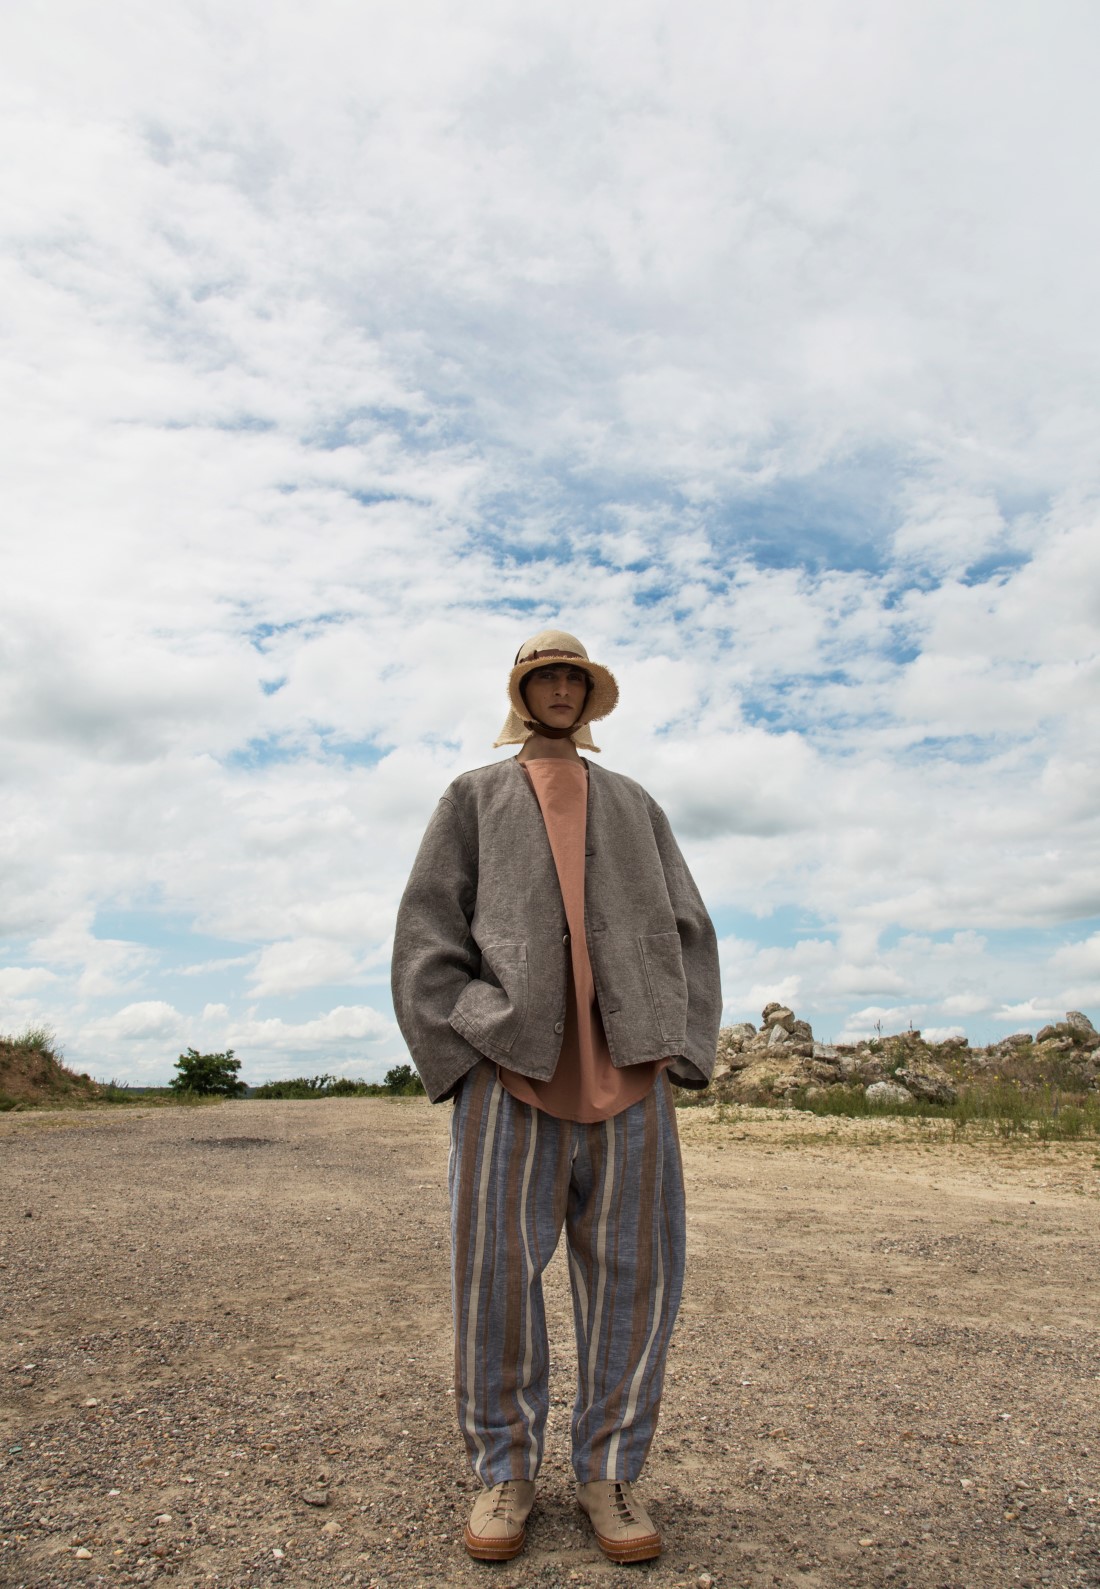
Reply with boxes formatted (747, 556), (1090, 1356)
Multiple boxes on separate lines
(493, 628), (619, 751)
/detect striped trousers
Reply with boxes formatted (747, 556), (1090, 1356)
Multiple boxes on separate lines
(449, 1061), (685, 1485)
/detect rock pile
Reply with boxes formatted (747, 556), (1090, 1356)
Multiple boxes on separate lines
(946, 1011), (1100, 1086)
(712, 1005), (1100, 1105)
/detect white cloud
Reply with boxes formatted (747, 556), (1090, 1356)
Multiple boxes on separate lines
(640, 726), (822, 841)
(229, 1006), (393, 1049)
(25, 921), (156, 1000)
(742, 976), (803, 1015)
(941, 993), (990, 1018)
(248, 939), (366, 998)
(179, 956), (257, 977)
(892, 489), (1007, 577)
(2, 0), (1099, 1078)
(1047, 934), (1100, 979)
(994, 999), (1066, 1028)
(92, 1002), (187, 1041)
(830, 964), (909, 997)
(0, 967), (58, 997)
(835, 1006), (915, 1044)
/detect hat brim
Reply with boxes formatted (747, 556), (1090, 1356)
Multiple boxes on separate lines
(507, 655), (619, 727)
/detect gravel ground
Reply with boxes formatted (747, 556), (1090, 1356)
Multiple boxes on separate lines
(1, 1098), (1099, 1589)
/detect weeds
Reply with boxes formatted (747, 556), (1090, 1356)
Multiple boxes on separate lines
(777, 1079), (1100, 1140)
(16, 1024), (60, 1057)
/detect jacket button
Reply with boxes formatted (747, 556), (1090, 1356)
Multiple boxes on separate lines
(553, 1021), (565, 1034)
(563, 933), (570, 945)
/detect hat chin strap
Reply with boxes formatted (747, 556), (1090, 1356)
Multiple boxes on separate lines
(522, 717), (580, 740)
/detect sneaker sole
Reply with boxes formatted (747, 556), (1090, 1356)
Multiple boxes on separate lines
(463, 1522), (526, 1561)
(590, 1526), (662, 1563)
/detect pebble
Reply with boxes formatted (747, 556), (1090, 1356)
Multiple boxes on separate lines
(153, 1513), (172, 1524)
(302, 1488), (329, 1507)
(75, 1547), (92, 1559)
(697, 1576), (714, 1589)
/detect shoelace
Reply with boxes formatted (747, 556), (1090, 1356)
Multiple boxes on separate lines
(489, 1482), (518, 1520)
(609, 1482), (640, 1525)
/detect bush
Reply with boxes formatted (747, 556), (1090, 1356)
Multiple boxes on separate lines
(251, 1064), (425, 1099)
(169, 1048), (247, 1097)
(382, 1063), (425, 1096)
(325, 1077), (370, 1096)
(252, 1074), (340, 1099)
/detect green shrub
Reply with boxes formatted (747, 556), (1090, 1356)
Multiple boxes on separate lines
(252, 1074), (335, 1099)
(251, 1064), (425, 1099)
(169, 1048), (247, 1097)
(382, 1063), (425, 1096)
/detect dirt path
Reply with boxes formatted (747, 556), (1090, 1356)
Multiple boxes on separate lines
(2, 1099), (1099, 1588)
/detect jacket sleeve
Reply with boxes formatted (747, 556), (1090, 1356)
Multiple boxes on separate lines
(649, 801), (723, 1088)
(390, 796), (486, 1102)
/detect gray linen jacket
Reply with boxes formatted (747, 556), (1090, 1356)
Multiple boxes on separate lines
(391, 756), (722, 1104)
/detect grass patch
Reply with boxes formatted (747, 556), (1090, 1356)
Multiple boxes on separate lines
(97, 1082), (220, 1107)
(779, 1081), (1100, 1140)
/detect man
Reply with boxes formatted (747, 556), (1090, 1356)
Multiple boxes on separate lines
(391, 628), (722, 1563)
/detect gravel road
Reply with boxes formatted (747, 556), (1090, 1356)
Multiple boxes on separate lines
(2, 1099), (1099, 1588)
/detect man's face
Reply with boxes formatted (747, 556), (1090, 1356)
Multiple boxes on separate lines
(523, 664), (590, 729)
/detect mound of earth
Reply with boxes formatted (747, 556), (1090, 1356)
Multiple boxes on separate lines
(0, 1037), (104, 1110)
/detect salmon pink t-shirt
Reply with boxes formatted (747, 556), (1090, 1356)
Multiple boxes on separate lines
(497, 757), (666, 1122)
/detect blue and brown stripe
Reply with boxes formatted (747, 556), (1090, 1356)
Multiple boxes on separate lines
(449, 1062), (685, 1484)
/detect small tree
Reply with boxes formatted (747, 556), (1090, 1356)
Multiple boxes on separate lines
(382, 1062), (425, 1096)
(169, 1047), (247, 1097)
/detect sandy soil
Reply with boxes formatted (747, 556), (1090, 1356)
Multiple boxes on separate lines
(1, 1098), (1099, 1589)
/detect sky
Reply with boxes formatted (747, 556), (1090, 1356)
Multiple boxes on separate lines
(2, 0), (1099, 1085)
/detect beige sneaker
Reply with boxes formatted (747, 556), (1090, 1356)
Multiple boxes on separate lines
(463, 1479), (536, 1561)
(577, 1478), (662, 1562)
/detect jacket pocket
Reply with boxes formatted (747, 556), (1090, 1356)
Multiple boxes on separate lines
(450, 942), (529, 1057)
(638, 932), (688, 1043)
